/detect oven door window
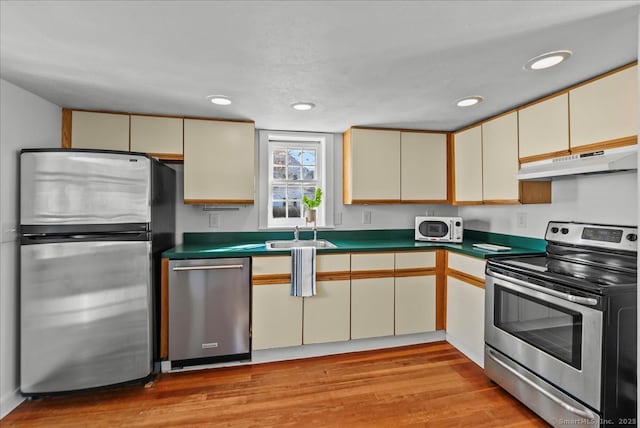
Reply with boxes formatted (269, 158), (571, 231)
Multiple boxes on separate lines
(494, 286), (582, 369)
(419, 221), (449, 238)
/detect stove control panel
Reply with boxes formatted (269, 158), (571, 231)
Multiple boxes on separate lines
(546, 221), (638, 252)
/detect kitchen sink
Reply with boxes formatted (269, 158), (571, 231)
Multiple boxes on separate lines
(265, 239), (337, 250)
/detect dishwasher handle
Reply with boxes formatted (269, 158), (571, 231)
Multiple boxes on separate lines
(172, 264), (245, 272)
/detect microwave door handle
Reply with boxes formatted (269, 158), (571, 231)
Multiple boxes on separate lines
(487, 269), (598, 306)
(485, 348), (600, 421)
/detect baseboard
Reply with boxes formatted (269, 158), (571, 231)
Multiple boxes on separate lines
(1, 388), (24, 420)
(164, 330), (446, 373)
(445, 333), (484, 368)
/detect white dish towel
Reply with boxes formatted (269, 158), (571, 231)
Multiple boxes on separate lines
(291, 247), (316, 297)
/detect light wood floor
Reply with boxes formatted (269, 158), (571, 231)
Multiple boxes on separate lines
(3, 342), (548, 427)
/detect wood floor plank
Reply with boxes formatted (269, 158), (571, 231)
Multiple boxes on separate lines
(2, 342), (548, 427)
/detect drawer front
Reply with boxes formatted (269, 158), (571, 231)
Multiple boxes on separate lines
(447, 252), (485, 280)
(395, 251), (436, 269)
(351, 252), (395, 271)
(317, 254), (350, 273)
(252, 256), (291, 276)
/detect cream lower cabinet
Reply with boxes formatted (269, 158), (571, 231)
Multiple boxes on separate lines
(350, 253), (395, 339)
(303, 254), (351, 344)
(445, 252), (486, 367)
(251, 256), (302, 350)
(394, 251), (436, 335)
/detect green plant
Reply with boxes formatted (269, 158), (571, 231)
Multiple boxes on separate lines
(303, 188), (323, 210)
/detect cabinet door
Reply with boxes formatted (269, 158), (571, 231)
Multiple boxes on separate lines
(184, 119), (255, 204)
(518, 94), (569, 161)
(71, 111), (129, 151)
(130, 115), (183, 158)
(252, 283), (302, 350)
(569, 65), (638, 151)
(303, 280), (351, 344)
(482, 112), (519, 203)
(452, 125), (483, 204)
(351, 277), (395, 339)
(400, 132), (448, 202)
(344, 128), (400, 203)
(395, 275), (436, 335)
(445, 277), (485, 367)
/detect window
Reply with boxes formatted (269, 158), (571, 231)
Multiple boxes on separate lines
(259, 131), (334, 229)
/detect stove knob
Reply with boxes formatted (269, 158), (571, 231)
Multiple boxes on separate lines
(627, 233), (638, 242)
(561, 228), (569, 235)
(551, 227), (559, 233)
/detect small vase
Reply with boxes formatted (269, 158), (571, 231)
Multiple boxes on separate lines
(305, 208), (317, 224)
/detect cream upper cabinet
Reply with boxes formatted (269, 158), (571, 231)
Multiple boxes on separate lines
(343, 128), (400, 204)
(569, 65), (638, 151)
(183, 119), (255, 204)
(71, 111), (130, 151)
(130, 115), (183, 158)
(481, 112), (519, 202)
(452, 125), (483, 204)
(400, 132), (448, 202)
(518, 93), (569, 161)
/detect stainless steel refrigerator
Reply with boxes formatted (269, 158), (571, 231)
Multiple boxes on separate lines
(19, 149), (175, 395)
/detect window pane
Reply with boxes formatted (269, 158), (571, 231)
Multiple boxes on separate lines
(303, 186), (316, 199)
(287, 186), (301, 200)
(272, 186), (286, 200)
(302, 166), (315, 180)
(273, 150), (287, 166)
(273, 166), (286, 179)
(288, 150), (302, 165)
(288, 167), (302, 180)
(302, 150), (316, 166)
(272, 201), (286, 218)
(288, 200), (301, 218)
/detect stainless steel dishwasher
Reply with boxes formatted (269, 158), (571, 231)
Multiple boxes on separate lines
(168, 257), (250, 367)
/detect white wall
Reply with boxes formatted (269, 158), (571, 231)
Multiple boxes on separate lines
(459, 171), (638, 238)
(0, 79), (61, 418)
(173, 133), (457, 243)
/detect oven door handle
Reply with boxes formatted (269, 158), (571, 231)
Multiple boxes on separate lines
(487, 269), (598, 306)
(486, 348), (599, 421)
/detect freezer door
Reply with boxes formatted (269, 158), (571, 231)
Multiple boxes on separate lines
(21, 150), (151, 225)
(20, 240), (152, 393)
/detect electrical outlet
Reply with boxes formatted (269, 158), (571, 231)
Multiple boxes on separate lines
(516, 212), (527, 229)
(334, 212), (342, 225)
(209, 213), (220, 228)
(362, 210), (371, 225)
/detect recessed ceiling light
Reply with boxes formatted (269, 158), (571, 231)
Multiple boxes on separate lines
(524, 50), (572, 70)
(456, 96), (483, 107)
(291, 102), (315, 111)
(207, 95), (232, 105)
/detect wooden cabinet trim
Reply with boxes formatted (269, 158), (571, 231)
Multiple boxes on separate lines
(252, 274), (291, 285)
(61, 108), (72, 148)
(399, 199), (449, 204)
(351, 270), (395, 280)
(342, 128), (353, 204)
(349, 199), (402, 204)
(184, 199), (254, 205)
(160, 258), (169, 360)
(446, 269), (485, 288)
(483, 199), (521, 205)
(568, 136), (637, 154)
(147, 153), (184, 161)
(394, 268), (436, 277)
(519, 149), (571, 164)
(436, 250), (446, 330)
(317, 271), (351, 281)
(519, 181), (552, 205)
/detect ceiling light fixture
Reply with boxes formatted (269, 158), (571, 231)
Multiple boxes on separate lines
(291, 102), (315, 111)
(207, 95), (232, 105)
(456, 96), (483, 107)
(524, 50), (572, 70)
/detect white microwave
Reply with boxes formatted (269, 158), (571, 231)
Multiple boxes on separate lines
(415, 216), (463, 243)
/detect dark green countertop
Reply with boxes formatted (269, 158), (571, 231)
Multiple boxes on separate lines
(162, 229), (546, 260)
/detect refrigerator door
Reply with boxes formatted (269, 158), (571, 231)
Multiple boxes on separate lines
(20, 240), (152, 394)
(20, 150), (151, 226)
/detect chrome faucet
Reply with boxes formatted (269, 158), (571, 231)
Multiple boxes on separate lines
(294, 225), (299, 241)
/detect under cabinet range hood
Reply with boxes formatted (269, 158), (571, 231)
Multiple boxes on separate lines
(517, 145), (637, 180)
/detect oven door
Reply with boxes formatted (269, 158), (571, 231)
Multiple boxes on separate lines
(485, 269), (603, 411)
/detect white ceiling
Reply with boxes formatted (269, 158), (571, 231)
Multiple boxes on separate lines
(1, 1), (638, 133)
